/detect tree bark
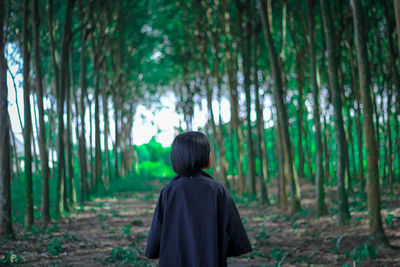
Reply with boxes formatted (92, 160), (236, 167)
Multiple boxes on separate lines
(237, 0), (256, 195)
(56, 0), (75, 216)
(351, 0), (389, 246)
(102, 63), (111, 184)
(66, 54), (76, 205)
(254, 37), (269, 205)
(394, 0), (400, 54)
(259, 0), (299, 213)
(78, 3), (89, 201)
(0, 0), (14, 237)
(319, 0), (350, 225)
(23, 0), (34, 228)
(307, 0), (327, 216)
(32, 0), (50, 224)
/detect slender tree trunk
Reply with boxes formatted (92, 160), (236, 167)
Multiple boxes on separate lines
(394, 0), (400, 54)
(23, 0), (33, 228)
(56, 0), (75, 215)
(0, 0), (14, 237)
(94, 64), (102, 187)
(88, 96), (94, 187)
(66, 56), (76, 205)
(320, 0), (350, 225)
(32, 0), (50, 223)
(351, 0), (389, 246)
(348, 35), (365, 189)
(102, 64), (111, 185)
(219, 0), (244, 192)
(113, 90), (119, 180)
(296, 50), (305, 179)
(385, 88), (393, 191)
(307, 0), (327, 215)
(254, 38), (269, 205)
(237, 1), (256, 195)
(259, 0), (299, 213)
(78, 4), (88, 202)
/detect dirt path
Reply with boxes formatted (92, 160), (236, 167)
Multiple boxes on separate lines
(1, 184), (400, 266)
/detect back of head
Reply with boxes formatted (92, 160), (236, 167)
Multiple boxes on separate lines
(171, 131), (210, 177)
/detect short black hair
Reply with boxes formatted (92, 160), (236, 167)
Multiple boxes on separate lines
(171, 131), (210, 177)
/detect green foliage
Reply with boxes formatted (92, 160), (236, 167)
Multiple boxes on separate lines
(385, 213), (395, 226)
(104, 246), (138, 265)
(269, 246), (286, 261)
(121, 225), (132, 236)
(346, 243), (376, 263)
(46, 237), (64, 256)
(0, 252), (25, 265)
(135, 138), (174, 178)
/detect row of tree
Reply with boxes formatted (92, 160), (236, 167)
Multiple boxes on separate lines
(1, 0), (155, 236)
(0, 0), (399, 249)
(152, 0), (399, 247)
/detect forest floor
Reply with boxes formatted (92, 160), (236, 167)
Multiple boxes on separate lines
(1, 179), (400, 266)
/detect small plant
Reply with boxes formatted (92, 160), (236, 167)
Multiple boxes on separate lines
(270, 246), (285, 261)
(97, 213), (108, 221)
(256, 231), (267, 240)
(104, 246), (137, 264)
(385, 213), (394, 226)
(346, 243), (376, 264)
(131, 219), (143, 226)
(121, 224), (132, 235)
(47, 237), (64, 256)
(46, 223), (60, 234)
(0, 252), (24, 265)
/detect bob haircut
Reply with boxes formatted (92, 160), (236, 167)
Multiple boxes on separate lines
(171, 131), (210, 177)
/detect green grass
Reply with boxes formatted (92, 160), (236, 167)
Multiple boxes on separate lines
(11, 164), (172, 227)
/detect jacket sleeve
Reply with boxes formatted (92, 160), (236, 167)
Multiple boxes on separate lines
(225, 192), (252, 257)
(145, 189), (164, 259)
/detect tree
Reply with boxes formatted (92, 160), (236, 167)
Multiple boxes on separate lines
(32, 0), (50, 224)
(0, 0), (14, 237)
(55, 0), (75, 215)
(259, 0), (300, 213)
(319, 0), (350, 225)
(351, 0), (390, 247)
(307, 0), (327, 216)
(23, 0), (33, 228)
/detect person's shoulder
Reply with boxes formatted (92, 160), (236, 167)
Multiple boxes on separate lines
(197, 171), (229, 194)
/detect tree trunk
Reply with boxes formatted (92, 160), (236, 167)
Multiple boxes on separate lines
(56, 0), (75, 216)
(385, 88), (393, 191)
(23, 0), (34, 228)
(319, 0), (350, 225)
(237, 0), (256, 195)
(351, 0), (389, 246)
(113, 90), (119, 180)
(394, 0), (400, 55)
(254, 38), (269, 205)
(78, 4), (89, 201)
(307, 0), (327, 215)
(0, 0), (14, 237)
(259, 0), (299, 213)
(102, 63), (111, 185)
(32, 0), (50, 224)
(220, 0), (244, 192)
(94, 62), (102, 187)
(66, 56), (76, 205)
(88, 96), (94, 187)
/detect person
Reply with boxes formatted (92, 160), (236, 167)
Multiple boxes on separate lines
(145, 131), (252, 267)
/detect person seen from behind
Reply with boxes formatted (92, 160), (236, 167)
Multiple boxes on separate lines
(146, 131), (252, 267)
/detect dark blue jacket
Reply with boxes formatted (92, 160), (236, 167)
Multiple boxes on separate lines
(145, 170), (252, 267)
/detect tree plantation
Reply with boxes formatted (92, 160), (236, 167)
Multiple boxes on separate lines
(0, 0), (400, 265)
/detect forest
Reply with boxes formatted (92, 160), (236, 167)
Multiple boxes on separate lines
(0, 0), (400, 265)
